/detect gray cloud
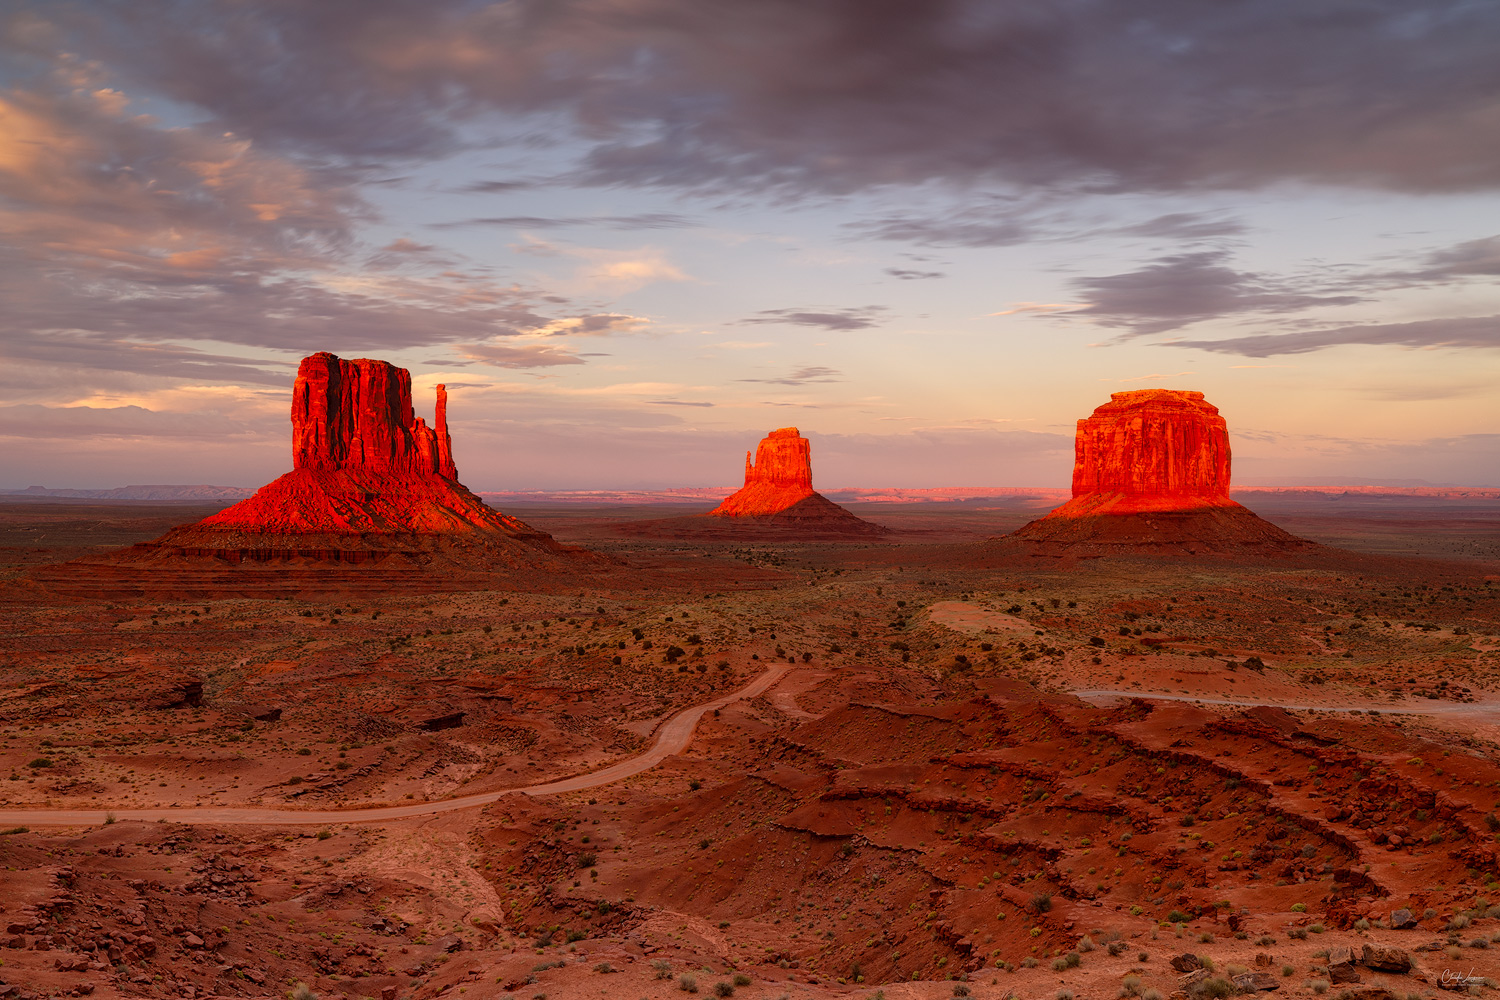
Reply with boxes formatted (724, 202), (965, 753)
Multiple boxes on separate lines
(460, 341), (587, 368)
(1168, 315), (1500, 357)
(738, 365), (843, 386)
(431, 213), (694, 230)
(30, 0), (1500, 196)
(1072, 251), (1365, 336)
(884, 267), (946, 280)
(1112, 213), (1247, 241)
(851, 213), (1032, 248)
(740, 306), (886, 331)
(648, 399), (714, 407)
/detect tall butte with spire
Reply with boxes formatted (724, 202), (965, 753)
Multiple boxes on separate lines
(705, 427), (883, 533)
(35, 352), (593, 596)
(1008, 389), (1310, 554)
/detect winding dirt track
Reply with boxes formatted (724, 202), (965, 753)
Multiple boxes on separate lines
(0, 665), (791, 828)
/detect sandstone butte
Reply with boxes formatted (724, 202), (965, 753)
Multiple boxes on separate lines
(189, 351), (533, 539)
(702, 427), (885, 537)
(1010, 389), (1311, 553)
(33, 353), (592, 595)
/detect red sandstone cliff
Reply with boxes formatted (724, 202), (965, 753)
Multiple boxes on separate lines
(1010, 389), (1310, 553)
(33, 353), (597, 595)
(1071, 390), (1231, 506)
(712, 427), (816, 516)
(654, 427), (887, 536)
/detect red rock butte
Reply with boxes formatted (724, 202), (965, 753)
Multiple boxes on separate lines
(33, 353), (597, 596)
(1010, 389), (1311, 554)
(612, 427), (883, 538)
(712, 427), (816, 517)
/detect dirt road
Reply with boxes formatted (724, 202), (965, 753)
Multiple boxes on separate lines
(0, 664), (791, 828)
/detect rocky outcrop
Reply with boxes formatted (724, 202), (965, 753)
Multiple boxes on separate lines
(712, 428), (816, 517)
(32, 353), (601, 596)
(1007, 389), (1312, 555)
(616, 427), (885, 539)
(1071, 390), (1230, 506)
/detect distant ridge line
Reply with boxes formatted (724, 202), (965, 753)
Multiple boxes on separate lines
(5, 484), (1496, 504)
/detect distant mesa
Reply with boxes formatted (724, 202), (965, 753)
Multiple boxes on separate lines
(615, 427), (886, 539)
(1008, 389), (1313, 555)
(31, 352), (599, 596)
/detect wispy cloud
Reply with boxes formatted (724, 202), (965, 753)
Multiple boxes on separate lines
(739, 307), (886, 331)
(738, 366), (844, 386)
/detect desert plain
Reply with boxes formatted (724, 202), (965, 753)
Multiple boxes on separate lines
(0, 489), (1498, 1000)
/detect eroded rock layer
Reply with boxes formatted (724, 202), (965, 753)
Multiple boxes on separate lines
(1010, 389), (1311, 554)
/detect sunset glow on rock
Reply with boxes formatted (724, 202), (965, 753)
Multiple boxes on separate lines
(1011, 389), (1310, 552)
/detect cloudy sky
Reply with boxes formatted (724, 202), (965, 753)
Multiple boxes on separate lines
(2, 0), (1498, 489)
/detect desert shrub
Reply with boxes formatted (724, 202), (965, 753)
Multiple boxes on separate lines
(712, 983), (734, 998)
(1199, 956), (1215, 972)
(1194, 978), (1234, 999)
(1052, 958), (1070, 972)
(593, 962), (613, 973)
(566, 928), (586, 942)
(1030, 893), (1053, 914)
(1120, 975), (1142, 997)
(1079, 935), (1096, 952)
(1283, 965), (1295, 977)
(1021, 956), (1039, 968)
(1167, 909), (1192, 923)
(27, 758), (52, 769)
(1469, 938), (1489, 949)
(1257, 935), (1276, 946)
(1199, 932), (1215, 943)
(288, 986), (318, 1000)
(953, 987), (972, 998)
(1451, 914), (1472, 931)
(733, 974), (751, 987)
(653, 960), (673, 979)
(1291, 903), (1308, 913)
(1108, 941), (1128, 956)
(679, 974), (698, 993)
(1354, 918), (1371, 931)
(575, 853), (596, 869)
(1289, 927), (1309, 940)
(1309, 923), (1326, 934)
(1057, 991), (1075, 1000)
(1066, 951), (1082, 968)
(1138, 952), (1150, 962)
(1142, 991), (1164, 1000)
(1308, 980), (1330, 995)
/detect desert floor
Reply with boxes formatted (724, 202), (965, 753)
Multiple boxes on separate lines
(0, 493), (1497, 1000)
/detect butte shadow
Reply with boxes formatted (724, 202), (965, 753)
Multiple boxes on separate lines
(29, 352), (606, 598)
(613, 427), (890, 541)
(995, 389), (1315, 558)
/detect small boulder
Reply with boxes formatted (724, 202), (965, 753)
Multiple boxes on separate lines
(1360, 944), (1412, 973)
(1389, 908), (1417, 930)
(1330, 963), (1362, 984)
(1171, 953), (1204, 972)
(1232, 972), (1281, 992)
(1328, 945), (1355, 967)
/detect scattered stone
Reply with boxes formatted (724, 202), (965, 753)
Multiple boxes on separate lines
(1232, 972), (1281, 992)
(1389, 908), (1417, 930)
(1171, 953), (1204, 972)
(1360, 944), (1412, 972)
